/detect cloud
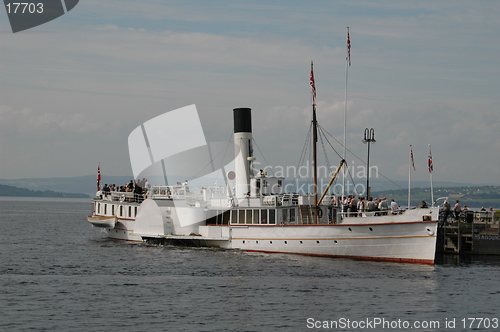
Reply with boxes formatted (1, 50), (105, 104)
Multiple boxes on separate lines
(1, 1), (500, 185)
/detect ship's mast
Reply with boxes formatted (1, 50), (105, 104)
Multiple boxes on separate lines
(310, 61), (319, 224)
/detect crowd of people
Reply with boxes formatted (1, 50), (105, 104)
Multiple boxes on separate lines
(441, 199), (495, 223)
(100, 178), (150, 202)
(330, 195), (401, 217)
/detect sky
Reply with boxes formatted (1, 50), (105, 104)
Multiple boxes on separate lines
(0, 0), (499, 185)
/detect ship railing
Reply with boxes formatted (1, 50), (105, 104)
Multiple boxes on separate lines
(150, 186), (173, 199)
(149, 185), (189, 200)
(279, 193), (299, 206)
(107, 191), (144, 203)
(204, 186), (227, 198)
(336, 209), (397, 220)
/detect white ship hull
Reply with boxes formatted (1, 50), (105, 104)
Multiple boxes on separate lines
(88, 198), (143, 242)
(195, 208), (438, 264)
(89, 197), (438, 264)
(210, 222), (437, 264)
(107, 220), (143, 242)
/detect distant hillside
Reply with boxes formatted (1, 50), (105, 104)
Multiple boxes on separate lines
(0, 175), (132, 196)
(0, 184), (88, 198)
(374, 186), (500, 208)
(1, 175), (497, 206)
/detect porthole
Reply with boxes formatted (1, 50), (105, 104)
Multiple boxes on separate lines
(284, 241), (287, 244)
(348, 227), (352, 232)
(243, 240), (245, 244)
(334, 240), (338, 244)
(369, 227), (373, 231)
(256, 240), (259, 244)
(300, 241), (303, 244)
(270, 241), (272, 244)
(316, 240), (320, 244)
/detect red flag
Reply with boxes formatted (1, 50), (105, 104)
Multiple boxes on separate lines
(410, 145), (415, 171)
(428, 145), (433, 173)
(310, 61), (316, 105)
(347, 28), (351, 66)
(97, 162), (101, 191)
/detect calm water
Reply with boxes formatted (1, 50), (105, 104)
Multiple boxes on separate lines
(1, 198), (500, 332)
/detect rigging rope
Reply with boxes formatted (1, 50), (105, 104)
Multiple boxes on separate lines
(192, 130), (234, 179)
(319, 126), (403, 190)
(296, 122), (312, 169)
(252, 138), (272, 173)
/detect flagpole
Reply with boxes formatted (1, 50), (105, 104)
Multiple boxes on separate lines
(310, 61), (319, 224)
(407, 145), (412, 209)
(97, 161), (101, 192)
(429, 144), (434, 207)
(342, 27), (350, 214)
(430, 170), (434, 207)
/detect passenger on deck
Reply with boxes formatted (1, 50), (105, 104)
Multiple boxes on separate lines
(378, 197), (388, 215)
(453, 200), (462, 220)
(133, 184), (143, 202)
(443, 199), (451, 223)
(419, 201), (428, 208)
(357, 196), (366, 216)
(390, 199), (399, 214)
(102, 184), (110, 195)
(341, 195), (348, 213)
(348, 195), (358, 217)
(366, 197), (377, 212)
(331, 195), (338, 207)
(331, 195), (338, 222)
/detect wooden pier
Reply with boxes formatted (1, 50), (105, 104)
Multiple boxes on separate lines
(438, 210), (500, 255)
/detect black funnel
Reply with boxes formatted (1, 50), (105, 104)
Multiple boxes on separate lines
(233, 108), (252, 133)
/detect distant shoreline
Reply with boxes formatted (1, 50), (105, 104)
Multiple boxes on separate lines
(0, 184), (89, 199)
(0, 196), (90, 203)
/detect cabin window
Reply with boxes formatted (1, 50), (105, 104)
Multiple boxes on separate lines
(282, 208), (288, 223)
(290, 208), (296, 222)
(97, 203), (101, 214)
(129, 206), (132, 218)
(263, 180), (268, 188)
(135, 207), (138, 217)
(112, 205), (115, 216)
(238, 210), (245, 224)
(261, 209), (268, 224)
(269, 209), (276, 224)
(245, 210), (252, 224)
(253, 209), (259, 224)
(222, 210), (230, 224)
(120, 205), (123, 217)
(214, 211), (220, 225)
(231, 210), (237, 224)
(104, 204), (107, 215)
(278, 180), (282, 187)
